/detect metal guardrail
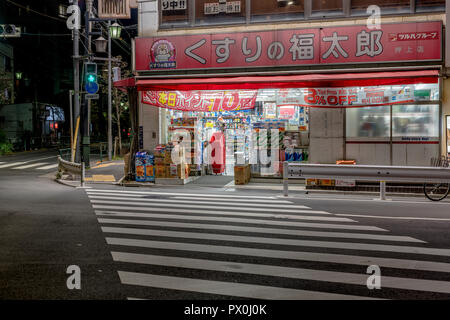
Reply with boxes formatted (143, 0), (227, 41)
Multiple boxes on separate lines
(59, 148), (72, 161)
(282, 161), (450, 200)
(57, 156), (86, 187)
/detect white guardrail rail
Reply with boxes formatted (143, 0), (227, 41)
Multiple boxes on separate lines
(57, 156), (86, 187)
(282, 161), (450, 200)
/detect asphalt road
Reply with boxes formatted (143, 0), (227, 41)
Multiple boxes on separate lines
(1, 150), (450, 301)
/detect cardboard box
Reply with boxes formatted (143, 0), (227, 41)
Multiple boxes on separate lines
(167, 164), (178, 178)
(155, 165), (166, 178)
(164, 152), (173, 164)
(234, 165), (251, 185)
(154, 157), (164, 165)
(177, 164), (190, 179)
(318, 179), (335, 186)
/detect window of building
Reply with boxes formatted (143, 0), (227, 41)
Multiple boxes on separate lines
(160, 0), (189, 27)
(251, 0), (305, 23)
(3, 56), (12, 73)
(311, 0), (344, 17)
(392, 104), (439, 137)
(416, 0), (445, 12)
(195, 0), (246, 25)
(351, 0), (411, 16)
(346, 105), (391, 138)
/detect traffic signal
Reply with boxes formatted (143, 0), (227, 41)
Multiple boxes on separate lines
(0, 24), (21, 38)
(84, 62), (97, 84)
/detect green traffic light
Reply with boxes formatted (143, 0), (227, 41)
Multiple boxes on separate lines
(87, 74), (96, 82)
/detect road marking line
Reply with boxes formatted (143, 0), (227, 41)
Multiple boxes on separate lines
(102, 226), (444, 256)
(0, 161), (26, 168)
(288, 196), (450, 206)
(112, 252), (450, 294)
(89, 199), (326, 214)
(12, 162), (49, 170)
(98, 218), (421, 243)
(335, 214), (450, 221)
(117, 271), (379, 300)
(86, 193), (293, 204)
(92, 205), (355, 222)
(223, 180), (235, 187)
(87, 196), (315, 211)
(92, 175), (116, 182)
(106, 237), (450, 274)
(87, 189), (281, 199)
(35, 164), (58, 170)
(95, 210), (386, 231)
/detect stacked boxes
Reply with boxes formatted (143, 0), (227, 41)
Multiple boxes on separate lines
(154, 144), (167, 178)
(154, 144), (190, 179)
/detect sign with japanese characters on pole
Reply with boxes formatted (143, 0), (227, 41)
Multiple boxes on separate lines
(135, 21), (442, 72)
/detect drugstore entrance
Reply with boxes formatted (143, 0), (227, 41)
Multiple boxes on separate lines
(157, 100), (310, 178)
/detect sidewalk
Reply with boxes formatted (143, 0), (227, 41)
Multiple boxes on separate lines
(54, 162), (428, 198)
(56, 159), (125, 187)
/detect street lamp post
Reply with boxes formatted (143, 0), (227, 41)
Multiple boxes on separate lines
(107, 20), (112, 161)
(107, 21), (122, 161)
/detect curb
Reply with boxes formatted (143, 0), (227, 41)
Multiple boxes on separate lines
(54, 178), (79, 188)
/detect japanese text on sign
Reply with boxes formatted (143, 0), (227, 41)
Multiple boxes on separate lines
(136, 22), (442, 71)
(205, 1), (241, 15)
(162, 0), (187, 11)
(142, 90), (258, 112)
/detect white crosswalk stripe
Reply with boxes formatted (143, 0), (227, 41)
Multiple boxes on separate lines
(0, 161), (26, 168)
(118, 271), (380, 300)
(86, 188), (450, 300)
(0, 158), (58, 171)
(12, 162), (49, 169)
(36, 163), (58, 170)
(95, 210), (386, 231)
(98, 219), (422, 243)
(112, 252), (450, 294)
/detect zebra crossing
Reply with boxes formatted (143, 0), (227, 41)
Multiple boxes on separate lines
(86, 188), (450, 300)
(0, 158), (58, 171)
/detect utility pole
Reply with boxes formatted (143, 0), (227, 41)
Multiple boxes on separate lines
(108, 20), (112, 161)
(81, 0), (93, 167)
(72, 0), (81, 163)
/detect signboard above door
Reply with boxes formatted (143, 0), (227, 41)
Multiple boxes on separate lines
(135, 21), (442, 72)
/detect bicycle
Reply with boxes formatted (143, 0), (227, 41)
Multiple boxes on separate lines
(423, 156), (450, 201)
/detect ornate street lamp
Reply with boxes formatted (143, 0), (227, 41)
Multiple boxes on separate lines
(95, 36), (107, 53)
(109, 22), (122, 39)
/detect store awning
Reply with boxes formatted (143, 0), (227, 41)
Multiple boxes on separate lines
(136, 70), (439, 91)
(113, 77), (136, 92)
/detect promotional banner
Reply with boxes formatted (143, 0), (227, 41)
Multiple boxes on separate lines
(135, 21), (442, 71)
(275, 86), (416, 108)
(142, 90), (258, 111)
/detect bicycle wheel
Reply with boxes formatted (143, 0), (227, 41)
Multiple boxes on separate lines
(423, 183), (450, 201)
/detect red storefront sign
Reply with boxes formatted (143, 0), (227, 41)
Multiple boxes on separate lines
(142, 90), (258, 111)
(135, 21), (442, 71)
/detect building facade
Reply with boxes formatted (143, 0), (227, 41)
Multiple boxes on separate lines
(131, 0), (450, 176)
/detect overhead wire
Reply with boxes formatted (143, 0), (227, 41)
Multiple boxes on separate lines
(5, 0), (66, 23)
